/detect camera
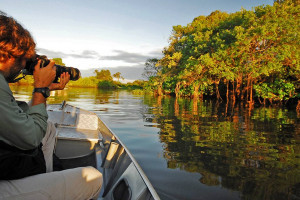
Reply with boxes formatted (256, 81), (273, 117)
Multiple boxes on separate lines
(23, 55), (81, 83)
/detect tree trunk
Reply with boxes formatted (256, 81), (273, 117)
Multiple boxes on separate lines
(157, 95), (162, 108)
(193, 83), (200, 99)
(157, 83), (163, 96)
(258, 97), (263, 105)
(241, 75), (246, 102)
(246, 76), (250, 103)
(174, 98), (179, 116)
(192, 97), (198, 114)
(215, 81), (222, 101)
(232, 80), (236, 103)
(236, 74), (242, 101)
(226, 81), (229, 103)
(199, 92), (204, 99)
(250, 79), (253, 105)
(246, 79), (254, 111)
(175, 82), (181, 97)
(296, 100), (300, 113)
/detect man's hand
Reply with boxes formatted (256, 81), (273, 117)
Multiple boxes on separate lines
(33, 60), (56, 88)
(31, 60), (56, 106)
(49, 72), (70, 91)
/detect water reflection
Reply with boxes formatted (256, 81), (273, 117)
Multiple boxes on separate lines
(143, 96), (300, 200)
(10, 85), (300, 200)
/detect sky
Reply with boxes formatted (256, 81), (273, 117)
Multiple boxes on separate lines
(1, 0), (273, 81)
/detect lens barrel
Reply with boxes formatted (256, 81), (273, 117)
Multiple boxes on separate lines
(23, 55), (81, 82)
(55, 64), (81, 81)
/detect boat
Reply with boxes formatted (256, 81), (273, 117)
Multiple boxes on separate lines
(47, 101), (160, 200)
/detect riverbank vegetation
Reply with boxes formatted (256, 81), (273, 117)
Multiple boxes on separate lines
(144, 0), (299, 108)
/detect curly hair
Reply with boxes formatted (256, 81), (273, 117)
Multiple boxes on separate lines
(0, 11), (36, 62)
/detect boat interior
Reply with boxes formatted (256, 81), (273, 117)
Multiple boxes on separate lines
(47, 102), (158, 200)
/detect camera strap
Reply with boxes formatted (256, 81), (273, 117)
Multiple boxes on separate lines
(10, 74), (27, 83)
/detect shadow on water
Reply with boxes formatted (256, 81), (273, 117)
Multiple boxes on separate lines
(11, 85), (300, 200)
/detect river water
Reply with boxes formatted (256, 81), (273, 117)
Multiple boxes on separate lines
(11, 86), (300, 200)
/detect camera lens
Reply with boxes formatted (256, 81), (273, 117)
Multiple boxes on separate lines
(23, 54), (81, 82)
(57, 66), (81, 81)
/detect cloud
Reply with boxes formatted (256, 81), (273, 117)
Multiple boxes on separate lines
(36, 48), (99, 59)
(81, 50), (99, 58)
(148, 49), (163, 58)
(100, 49), (163, 64)
(109, 65), (145, 80)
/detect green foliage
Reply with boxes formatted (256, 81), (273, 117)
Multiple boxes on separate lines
(163, 76), (176, 94)
(143, 76), (161, 92)
(124, 80), (145, 89)
(68, 77), (98, 88)
(131, 89), (144, 95)
(97, 80), (116, 89)
(94, 69), (113, 81)
(254, 79), (296, 101)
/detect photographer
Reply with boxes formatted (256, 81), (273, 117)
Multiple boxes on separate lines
(0, 12), (102, 199)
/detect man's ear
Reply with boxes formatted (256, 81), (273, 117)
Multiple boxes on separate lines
(0, 57), (14, 71)
(7, 57), (16, 64)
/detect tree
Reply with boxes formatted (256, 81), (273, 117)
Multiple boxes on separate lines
(52, 58), (65, 66)
(94, 69), (113, 81)
(142, 58), (161, 80)
(113, 72), (124, 82)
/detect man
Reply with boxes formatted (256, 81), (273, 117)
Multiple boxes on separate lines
(0, 12), (102, 199)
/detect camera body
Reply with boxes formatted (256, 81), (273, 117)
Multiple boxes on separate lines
(23, 55), (81, 83)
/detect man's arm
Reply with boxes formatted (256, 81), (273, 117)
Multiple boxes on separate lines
(0, 88), (48, 150)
